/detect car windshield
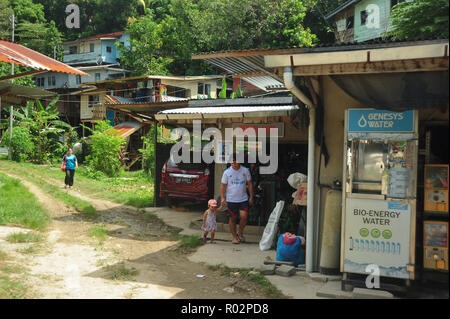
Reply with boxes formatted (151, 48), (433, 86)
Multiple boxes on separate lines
(167, 153), (207, 170)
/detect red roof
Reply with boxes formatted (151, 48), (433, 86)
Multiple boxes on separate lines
(0, 40), (87, 76)
(70, 31), (126, 43)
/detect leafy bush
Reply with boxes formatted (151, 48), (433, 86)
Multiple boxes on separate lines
(84, 121), (126, 177)
(389, 0), (449, 39)
(139, 125), (155, 175)
(0, 126), (34, 162)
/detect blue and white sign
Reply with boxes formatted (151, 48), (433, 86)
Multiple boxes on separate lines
(348, 109), (415, 133)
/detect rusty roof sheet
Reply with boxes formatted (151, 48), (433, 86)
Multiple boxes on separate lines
(0, 40), (87, 76)
(64, 31), (126, 44)
(108, 122), (143, 138)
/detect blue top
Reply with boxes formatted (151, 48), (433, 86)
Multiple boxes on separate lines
(63, 154), (77, 170)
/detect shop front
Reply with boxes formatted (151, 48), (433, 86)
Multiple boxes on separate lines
(154, 97), (310, 235)
(260, 38), (449, 288)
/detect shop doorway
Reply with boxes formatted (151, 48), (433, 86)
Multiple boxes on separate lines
(248, 143), (308, 228)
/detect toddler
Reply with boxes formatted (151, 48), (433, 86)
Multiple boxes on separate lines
(202, 199), (222, 244)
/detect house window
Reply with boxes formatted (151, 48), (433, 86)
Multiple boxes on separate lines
(76, 75), (81, 85)
(88, 95), (99, 107)
(36, 77), (45, 87)
(347, 16), (354, 29)
(360, 10), (368, 25)
(69, 46), (77, 54)
(106, 46), (112, 53)
(198, 83), (211, 98)
(48, 77), (52, 86)
(52, 76), (56, 86)
(90, 43), (95, 52)
(95, 73), (101, 81)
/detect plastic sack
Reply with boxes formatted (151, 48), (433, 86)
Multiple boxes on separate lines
(282, 232), (297, 245)
(259, 201), (285, 251)
(287, 173), (307, 189)
(276, 234), (305, 266)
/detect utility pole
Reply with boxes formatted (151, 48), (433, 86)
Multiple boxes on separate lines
(9, 13), (15, 161)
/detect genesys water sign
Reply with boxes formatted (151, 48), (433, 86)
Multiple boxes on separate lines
(348, 109), (415, 133)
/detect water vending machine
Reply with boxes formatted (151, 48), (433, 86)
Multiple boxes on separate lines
(341, 109), (418, 285)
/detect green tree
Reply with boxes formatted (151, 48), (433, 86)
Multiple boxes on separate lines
(118, 13), (172, 75)
(0, 126), (34, 162)
(139, 124), (156, 175)
(389, 0), (449, 39)
(0, 0), (14, 40)
(21, 98), (72, 164)
(84, 121), (126, 177)
(1, 0), (63, 57)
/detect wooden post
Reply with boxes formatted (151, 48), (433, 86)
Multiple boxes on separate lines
(9, 105), (13, 160)
(153, 120), (158, 207)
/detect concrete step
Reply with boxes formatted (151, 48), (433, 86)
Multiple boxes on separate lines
(352, 288), (394, 299)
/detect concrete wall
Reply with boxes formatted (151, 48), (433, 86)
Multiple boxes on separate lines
(162, 79), (218, 99)
(34, 72), (69, 90)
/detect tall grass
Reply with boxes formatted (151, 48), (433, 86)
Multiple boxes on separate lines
(0, 173), (51, 230)
(0, 166), (97, 219)
(0, 160), (154, 209)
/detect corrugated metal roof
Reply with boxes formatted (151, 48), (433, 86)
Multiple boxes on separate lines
(324, 0), (359, 20)
(193, 38), (449, 57)
(204, 56), (283, 91)
(109, 121), (143, 138)
(82, 74), (223, 86)
(0, 40), (87, 76)
(64, 31), (126, 44)
(155, 105), (298, 120)
(0, 82), (56, 107)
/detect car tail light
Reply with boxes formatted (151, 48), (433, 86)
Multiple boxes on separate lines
(162, 164), (167, 179)
(205, 168), (210, 176)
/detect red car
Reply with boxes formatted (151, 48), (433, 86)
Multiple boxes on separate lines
(160, 155), (214, 205)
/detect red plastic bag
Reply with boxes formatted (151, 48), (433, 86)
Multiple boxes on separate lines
(61, 155), (66, 172)
(282, 232), (297, 245)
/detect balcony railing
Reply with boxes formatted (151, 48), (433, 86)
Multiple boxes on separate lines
(91, 103), (106, 121)
(63, 52), (103, 64)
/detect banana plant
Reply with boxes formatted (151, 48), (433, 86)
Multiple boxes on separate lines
(219, 77), (227, 99)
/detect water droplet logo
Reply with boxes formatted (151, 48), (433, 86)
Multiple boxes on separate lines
(358, 115), (368, 128)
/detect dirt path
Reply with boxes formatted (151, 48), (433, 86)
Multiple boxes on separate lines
(0, 171), (269, 299)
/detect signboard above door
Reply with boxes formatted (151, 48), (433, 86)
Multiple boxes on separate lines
(232, 123), (285, 138)
(348, 109), (415, 133)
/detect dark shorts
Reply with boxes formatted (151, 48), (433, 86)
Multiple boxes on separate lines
(227, 201), (249, 218)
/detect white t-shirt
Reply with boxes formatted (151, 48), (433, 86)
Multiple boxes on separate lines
(221, 166), (252, 203)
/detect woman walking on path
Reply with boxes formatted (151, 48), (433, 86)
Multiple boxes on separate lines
(61, 148), (78, 189)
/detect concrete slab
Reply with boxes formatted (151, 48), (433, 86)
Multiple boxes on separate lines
(267, 274), (329, 299)
(188, 240), (276, 269)
(259, 264), (276, 275)
(352, 288), (394, 299)
(316, 281), (353, 299)
(149, 206), (336, 299)
(308, 272), (343, 283)
(149, 207), (261, 243)
(275, 265), (296, 277)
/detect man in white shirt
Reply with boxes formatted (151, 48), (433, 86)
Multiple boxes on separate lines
(220, 153), (254, 244)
